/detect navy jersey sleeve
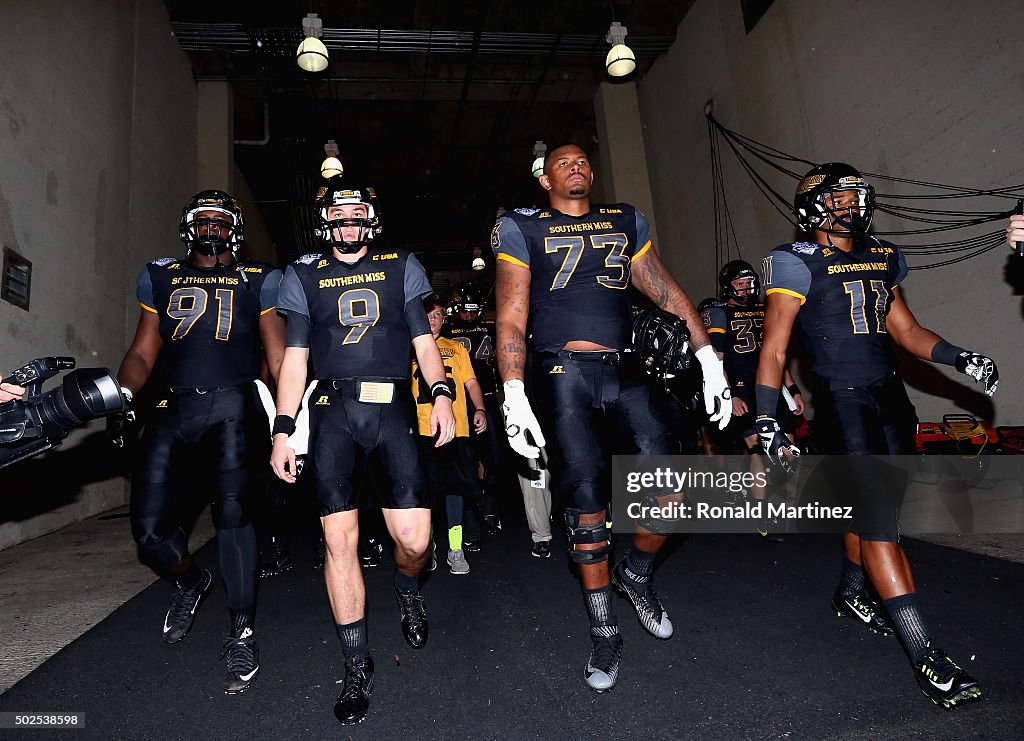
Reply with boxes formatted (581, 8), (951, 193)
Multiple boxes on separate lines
(404, 253), (432, 302)
(892, 245), (909, 286)
(702, 306), (728, 354)
(259, 268), (281, 314)
(277, 266), (309, 317)
(632, 210), (653, 261)
(491, 217), (530, 267)
(405, 300), (431, 339)
(763, 250), (812, 304)
(136, 266), (155, 312)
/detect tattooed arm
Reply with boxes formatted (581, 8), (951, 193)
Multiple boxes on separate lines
(630, 248), (711, 351)
(495, 259), (531, 382)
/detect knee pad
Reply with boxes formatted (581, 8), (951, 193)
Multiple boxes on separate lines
(564, 509), (612, 565)
(136, 527), (190, 571)
(637, 493), (676, 535)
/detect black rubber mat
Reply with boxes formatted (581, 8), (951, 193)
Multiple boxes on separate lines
(1, 519), (1022, 740)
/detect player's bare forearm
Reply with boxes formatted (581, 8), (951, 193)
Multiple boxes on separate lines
(259, 312), (287, 385)
(631, 250), (710, 351)
(756, 294), (799, 389)
(275, 347), (309, 417)
(496, 260), (531, 382)
(886, 287), (944, 362)
(412, 334), (447, 386)
(117, 310), (162, 392)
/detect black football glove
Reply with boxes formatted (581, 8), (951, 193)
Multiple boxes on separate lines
(106, 387), (136, 448)
(954, 352), (999, 396)
(754, 416), (800, 475)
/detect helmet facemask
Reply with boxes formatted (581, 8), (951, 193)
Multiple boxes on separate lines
(179, 191), (245, 260)
(718, 260), (761, 306)
(315, 184), (381, 254)
(816, 183), (875, 236)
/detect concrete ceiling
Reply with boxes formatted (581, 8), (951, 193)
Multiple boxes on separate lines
(163, 0), (695, 272)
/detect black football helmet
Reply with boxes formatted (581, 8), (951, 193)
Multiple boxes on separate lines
(718, 260), (760, 305)
(794, 162), (875, 234)
(452, 282), (484, 315)
(179, 190), (244, 257)
(314, 179), (382, 253)
(631, 308), (692, 380)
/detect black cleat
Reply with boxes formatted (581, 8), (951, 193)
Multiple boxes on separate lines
(611, 559), (673, 639)
(584, 630), (623, 693)
(259, 539), (294, 578)
(334, 654), (375, 725)
(484, 515), (502, 536)
(220, 628), (260, 694)
(831, 591), (895, 636)
(395, 587), (429, 649)
(360, 538), (383, 569)
(162, 569), (212, 644)
(531, 541), (551, 558)
(914, 645), (982, 709)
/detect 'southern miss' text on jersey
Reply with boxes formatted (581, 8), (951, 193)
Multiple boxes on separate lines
(702, 302), (765, 395)
(277, 248), (433, 379)
(137, 258), (280, 388)
(491, 204), (653, 352)
(762, 237), (908, 388)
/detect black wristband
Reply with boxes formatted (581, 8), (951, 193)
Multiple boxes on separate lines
(272, 414), (296, 436)
(430, 381), (456, 401)
(931, 339), (967, 366)
(755, 384), (780, 420)
(786, 383), (801, 397)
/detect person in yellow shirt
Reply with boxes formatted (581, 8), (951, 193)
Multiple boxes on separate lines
(412, 296), (488, 574)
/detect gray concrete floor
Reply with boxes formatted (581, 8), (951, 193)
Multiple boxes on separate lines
(0, 505), (1022, 696)
(0, 506), (215, 694)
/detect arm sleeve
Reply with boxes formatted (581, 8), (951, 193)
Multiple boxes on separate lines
(892, 244), (909, 286)
(405, 299), (431, 339)
(491, 217), (530, 267)
(632, 210), (653, 261)
(763, 250), (812, 304)
(702, 307), (728, 353)
(136, 266), (156, 312)
(259, 269), (282, 314)
(404, 253), (433, 302)
(283, 311), (311, 348)
(276, 266), (309, 317)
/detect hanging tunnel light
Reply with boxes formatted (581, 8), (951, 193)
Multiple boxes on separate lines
(605, 22), (636, 78)
(297, 13), (329, 73)
(471, 247), (486, 271)
(321, 139), (343, 178)
(531, 141), (547, 178)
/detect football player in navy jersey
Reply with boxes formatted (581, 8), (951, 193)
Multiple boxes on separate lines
(756, 163), (998, 709)
(493, 144), (732, 692)
(270, 180), (455, 726)
(114, 190), (285, 694)
(702, 259), (804, 457)
(444, 282), (506, 539)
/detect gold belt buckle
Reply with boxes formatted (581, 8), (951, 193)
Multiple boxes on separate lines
(358, 381), (395, 404)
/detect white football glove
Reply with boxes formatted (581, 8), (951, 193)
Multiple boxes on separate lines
(695, 345), (732, 430)
(256, 379), (315, 457)
(501, 379), (546, 459)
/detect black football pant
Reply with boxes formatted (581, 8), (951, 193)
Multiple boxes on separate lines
(131, 384), (267, 608)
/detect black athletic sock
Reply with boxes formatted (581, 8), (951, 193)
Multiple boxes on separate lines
(337, 618), (369, 661)
(884, 593), (932, 663)
(837, 556), (866, 597)
(625, 546), (656, 582)
(174, 562), (203, 591)
(583, 586), (619, 634)
(231, 607), (255, 637)
(394, 569), (419, 594)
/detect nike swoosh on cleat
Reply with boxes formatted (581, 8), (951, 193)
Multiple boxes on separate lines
(163, 614), (172, 633)
(239, 668), (258, 682)
(845, 601), (872, 623)
(929, 677), (955, 692)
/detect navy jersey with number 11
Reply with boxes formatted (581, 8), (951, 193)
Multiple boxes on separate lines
(762, 237), (908, 388)
(491, 204), (652, 352)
